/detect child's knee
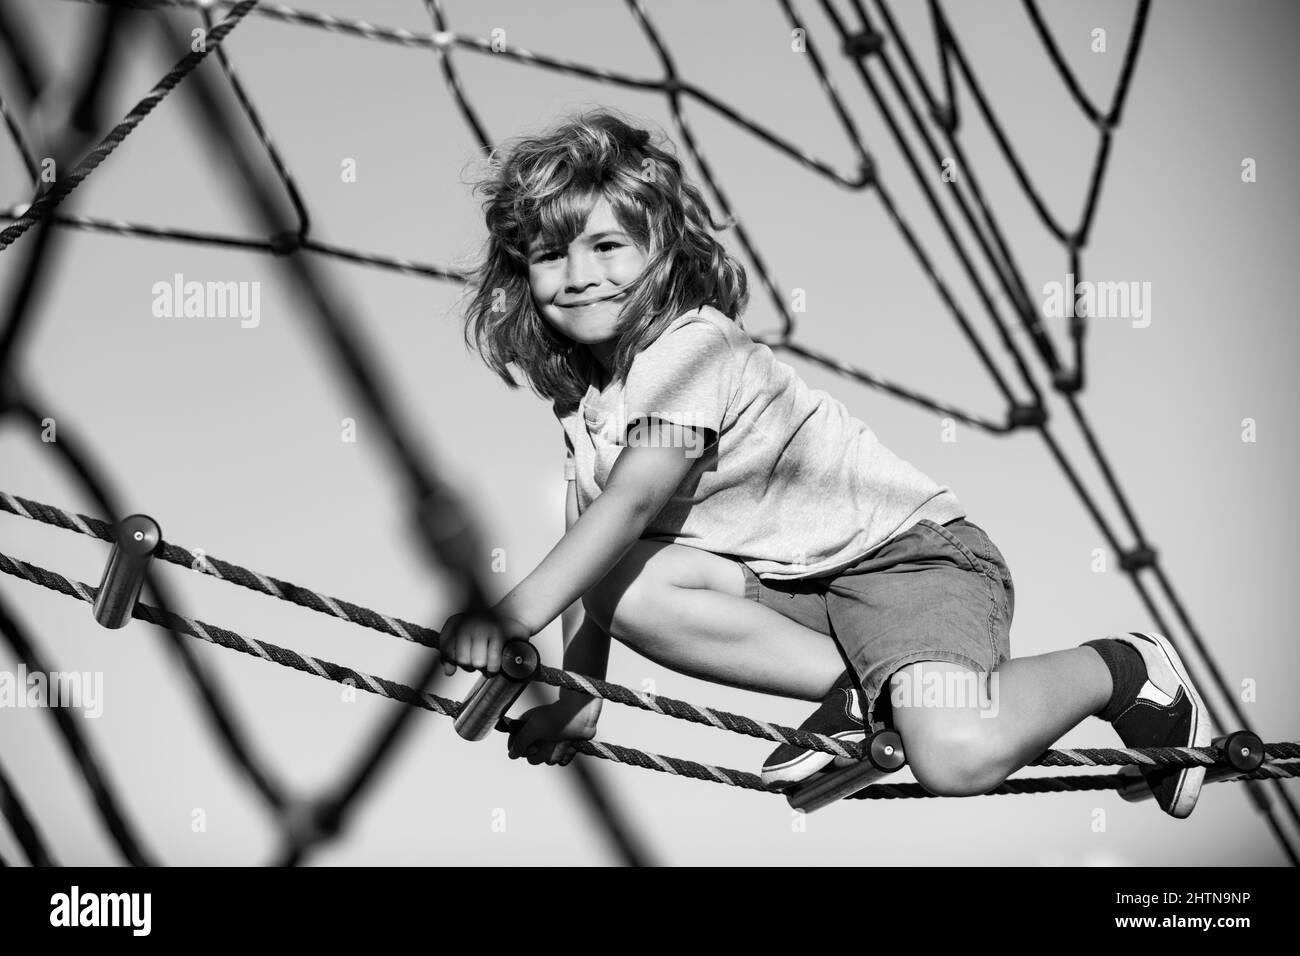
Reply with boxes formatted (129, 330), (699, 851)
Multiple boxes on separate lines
(894, 710), (1005, 797)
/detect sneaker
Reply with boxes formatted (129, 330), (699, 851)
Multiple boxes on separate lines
(762, 671), (867, 789)
(1109, 631), (1212, 818)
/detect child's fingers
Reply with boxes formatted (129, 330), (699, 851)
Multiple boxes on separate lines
(484, 631), (507, 675)
(461, 618), (513, 674)
(508, 721), (537, 760)
(438, 612), (480, 675)
(469, 618), (491, 670)
(436, 627), (457, 677)
(452, 628), (474, 673)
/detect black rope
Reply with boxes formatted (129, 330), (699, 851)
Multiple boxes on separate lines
(0, 750), (58, 866)
(827, 0), (1048, 406)
(144, 8), (652, 867)
(0, 0), (47, 101)
(868, 0), (1061, 392)
(5, 390), (292, 815)
(0, 1), (259, 253)
(0, 591), (148, 865)
(837, 0), (1298, 860)
(0, 92), (39, 183)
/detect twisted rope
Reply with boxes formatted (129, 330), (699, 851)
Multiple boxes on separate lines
(0, 1), (258, 253)
(846, 764), (1300, 801)
(0, 550), (778, 792)
(10, 491), (1295, 772)
(3, 549), (1295, 799)
(2, 542), (1297, 796)
(0, 492), (854, 759)
(0, 550), (461, 717)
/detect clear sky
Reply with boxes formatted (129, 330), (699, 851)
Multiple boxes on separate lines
(1, 0), (1296, 865)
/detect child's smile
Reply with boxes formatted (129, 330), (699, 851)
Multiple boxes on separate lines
(528, 196), (647, 366)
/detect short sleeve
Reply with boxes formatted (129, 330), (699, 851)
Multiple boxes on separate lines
(623, 320), (732, 440)
(563, 433), (575, 480)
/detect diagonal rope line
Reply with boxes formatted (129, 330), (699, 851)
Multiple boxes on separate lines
(848, 0), (1063, 394)
(0, 92), (39, 184)
(772, 340), (1012, 433)
(0, 0), (259, 253)
(0, 745), (59, 866)
(198, 2), (309, 239)
(0, 588), (154, 865)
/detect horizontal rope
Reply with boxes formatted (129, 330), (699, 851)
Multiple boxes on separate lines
(2, 547), (1296, 800)
(0, 205), (469, 281)
(0, 550), (774, 792)
(0, 551), (461, 718)
(7, 490), (1293, 771)
(0, 491), (860, 761)
(847, 763), (1300, 801)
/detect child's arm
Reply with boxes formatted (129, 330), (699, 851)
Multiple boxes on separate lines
(438, 419), (706, 675)
(499, 420), (706, 765)
(496, 418), (703, 635)
(555, 478), (611, 708)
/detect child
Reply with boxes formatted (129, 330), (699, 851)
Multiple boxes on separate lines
(438, 109), (1211, 817)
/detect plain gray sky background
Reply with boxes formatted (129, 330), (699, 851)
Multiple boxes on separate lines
(1, 0), (1297, 865)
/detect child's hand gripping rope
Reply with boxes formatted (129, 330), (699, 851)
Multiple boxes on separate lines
(437, 610), (601, 764)
(436, 610), (532, 677)
(507, 697), (603, 767)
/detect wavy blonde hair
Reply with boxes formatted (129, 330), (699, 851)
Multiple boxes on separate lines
(462, 108), (748, 414)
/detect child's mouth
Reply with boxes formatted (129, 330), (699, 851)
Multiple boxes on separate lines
(561, 291), (626, 308)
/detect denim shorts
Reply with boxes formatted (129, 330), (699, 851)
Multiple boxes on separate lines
(735, 518), (1015, 732)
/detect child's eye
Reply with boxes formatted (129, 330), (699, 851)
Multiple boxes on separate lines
(533, 241), (621, 263)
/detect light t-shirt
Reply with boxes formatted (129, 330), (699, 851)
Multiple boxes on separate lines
(558, 306), (965, 580)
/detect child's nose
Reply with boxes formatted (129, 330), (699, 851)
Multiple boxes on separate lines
(564, 252), (600, 290)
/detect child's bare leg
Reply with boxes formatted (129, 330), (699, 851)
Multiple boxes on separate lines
(583, 540), (844, 701)
(890, 648), (1112, 796)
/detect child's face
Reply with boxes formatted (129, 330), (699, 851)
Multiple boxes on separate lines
(527, 196), (647, 358)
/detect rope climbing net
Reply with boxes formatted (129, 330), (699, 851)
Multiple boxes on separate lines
(0, 0), (1296, 864)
